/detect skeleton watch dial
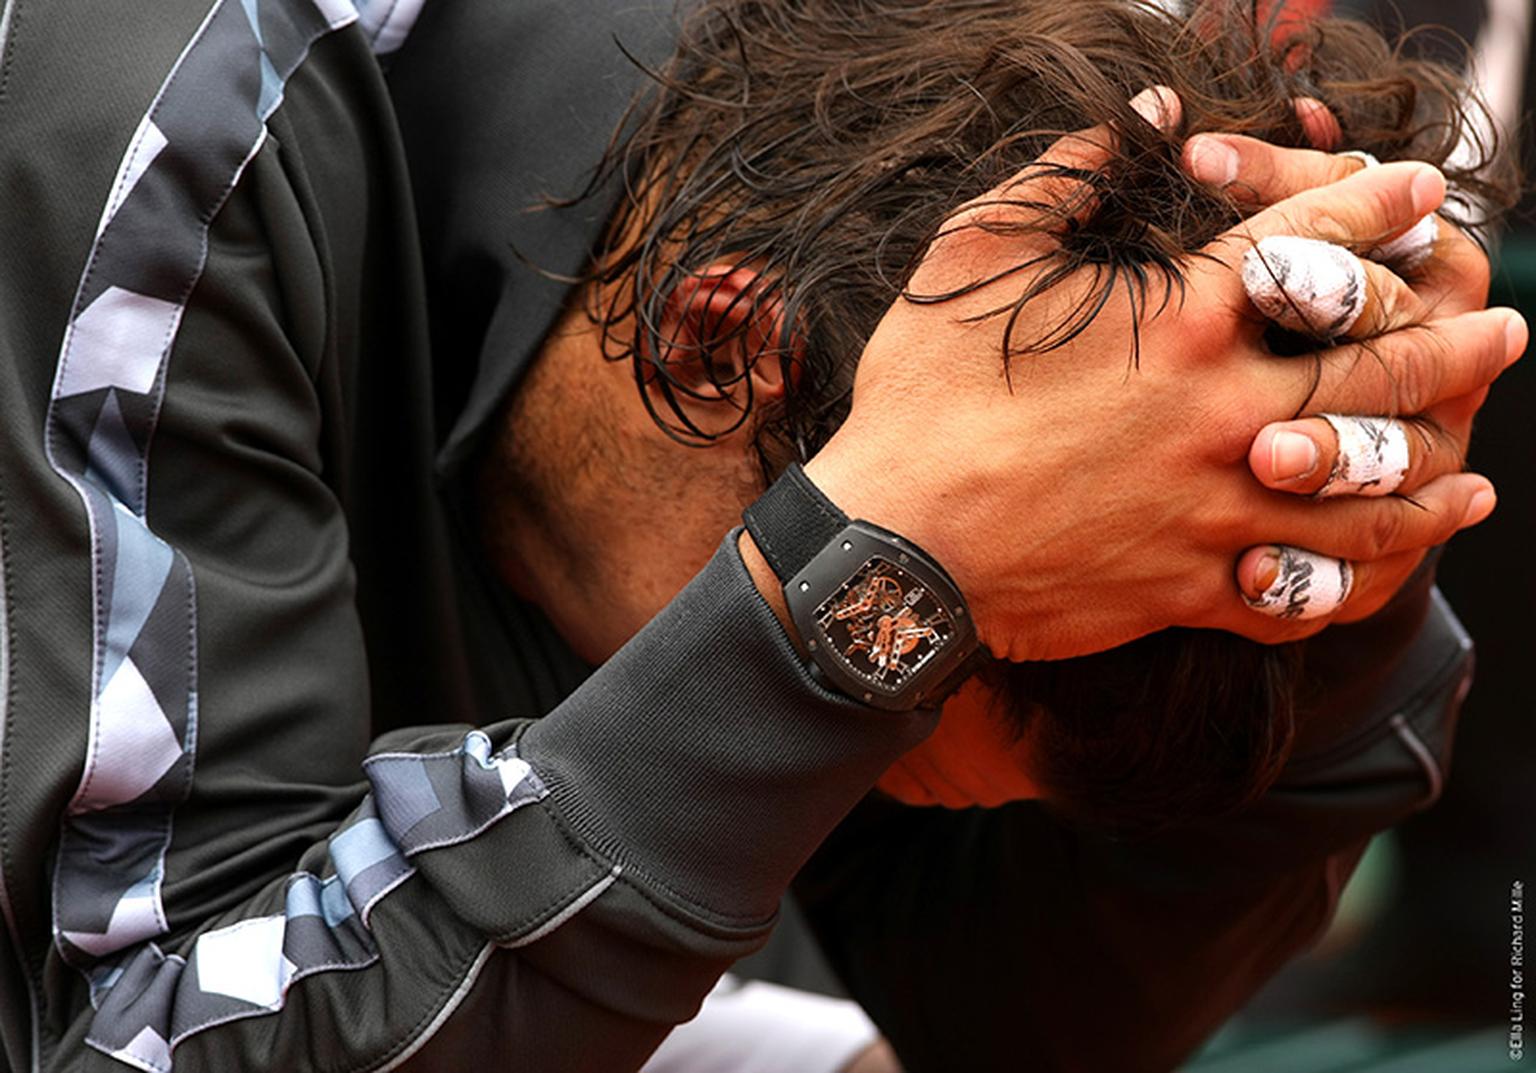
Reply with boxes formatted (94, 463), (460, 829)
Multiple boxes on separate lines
(813, 556), (955, 691)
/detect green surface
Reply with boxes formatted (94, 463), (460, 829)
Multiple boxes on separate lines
(1183, 1021), (1513, 1072)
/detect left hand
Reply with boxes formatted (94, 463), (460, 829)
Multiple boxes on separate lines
(1186, 127), (1504, 623)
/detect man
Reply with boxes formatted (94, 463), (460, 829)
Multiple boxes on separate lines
(389, 1), (1517, 1068)
(0, 2), (1516, 1073)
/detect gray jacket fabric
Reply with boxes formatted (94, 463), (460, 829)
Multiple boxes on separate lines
(0, 1), (1470, 1071)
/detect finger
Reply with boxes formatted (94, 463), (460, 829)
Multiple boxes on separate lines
(1250, 414), (1464, 497)
(1365, 212), (1439, 274)
(1184, 133), (1366, 208)
(1241, 237), (1425, 339)
(1332, 549), (1428, 624)
(1295, 96), (1343, 151)
(1257, 472), (1496, 564)
(1293, 307), (1526, 416)
(1411, 216), (1491, 316)
(1215, 160), (1447, 257)
(1326, 153), (1492, 313)
(1333, 150), (1443, 274)
(1236, 545), (1353, 620)
(1427, 385), (1487, 430)
(1236, 546), (1434, 623)
(1185, 138), (1486, 314)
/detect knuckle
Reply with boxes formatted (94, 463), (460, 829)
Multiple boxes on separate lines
(1302, 208), (1352, 246)
(1481, 315), (1510, 377)
(1367, 505), (1406, 558)
(1461, 238), (1492, 297)
(1333, 154), (1369, 182)
(1395, 328), (1450, 410)
(1429, 497), (1464, 543)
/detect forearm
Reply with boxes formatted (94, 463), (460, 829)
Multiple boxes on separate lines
(39, 536), (931, 1072)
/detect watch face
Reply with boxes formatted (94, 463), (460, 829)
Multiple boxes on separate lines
(814, 556), (956, 691)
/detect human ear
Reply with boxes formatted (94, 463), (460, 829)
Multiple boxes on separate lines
(647, 259), (799, 436)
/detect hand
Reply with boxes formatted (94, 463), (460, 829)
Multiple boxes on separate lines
(1187, 130), (1512, 622)
(876, 677), (1036, 808)
(805, 109), (1520, 663)
(841, 1038), (904, 1073)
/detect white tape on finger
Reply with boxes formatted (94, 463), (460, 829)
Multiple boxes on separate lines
(1367, 212), (1438, 273)
(1316, 414), (1410, 497)
(1340, 150), (1438, 271)
(1242, 236), (1367, 337)
(1243, 546), (1353, 620)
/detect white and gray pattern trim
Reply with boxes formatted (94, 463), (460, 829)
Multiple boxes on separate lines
(46, 0), (357, 977)
(84, 733), (544, 1070)
(355, 0), (428, 54)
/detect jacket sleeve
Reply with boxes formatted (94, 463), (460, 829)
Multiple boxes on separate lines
(0, 3), (933, 1071)
(794, 565), (1471, 1073)
(68, 539), (934, 1073)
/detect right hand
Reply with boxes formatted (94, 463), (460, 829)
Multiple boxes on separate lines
(804, 121), (1522, 663)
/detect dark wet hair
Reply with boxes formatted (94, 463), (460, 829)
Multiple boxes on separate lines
(570, 0), (1516, 827)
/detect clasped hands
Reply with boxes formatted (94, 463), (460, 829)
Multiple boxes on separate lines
(806, 88), (1522, 668)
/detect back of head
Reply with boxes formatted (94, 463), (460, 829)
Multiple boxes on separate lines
(580, 0), (1517, 827)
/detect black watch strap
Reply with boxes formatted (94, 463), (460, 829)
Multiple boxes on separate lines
(741, 463), (848, 582)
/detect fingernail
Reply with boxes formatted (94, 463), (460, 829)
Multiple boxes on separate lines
(1410, 165), (1446, 217)
(1249, 548), (1282, 597)
(1270, 429), (1320, 482)
(1129, 85), (1178, 133)
(1293, 96), (1342, 151)
(1462, 488), (1496, 527)
(1187, 136), (1239, 187)
(1506, 310), (1528, 363)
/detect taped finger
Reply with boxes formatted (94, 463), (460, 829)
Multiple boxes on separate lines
(1245, 235), (1426, 341)
(1251, 415), (1440, 498)
(1239, 545), (1353, 620)
(1243, 236), (1366, 337)
(1315, 414), (1411, 497)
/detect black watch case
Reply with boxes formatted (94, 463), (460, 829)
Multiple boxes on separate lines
(785, 521), (977, 711)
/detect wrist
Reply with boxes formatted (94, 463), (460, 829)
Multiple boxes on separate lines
(738, 529), (800, 644)
(802, 439), (926, 546)
(802, 438), (962, 599)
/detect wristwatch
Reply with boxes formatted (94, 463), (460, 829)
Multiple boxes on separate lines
(743, 464), (980, 711)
